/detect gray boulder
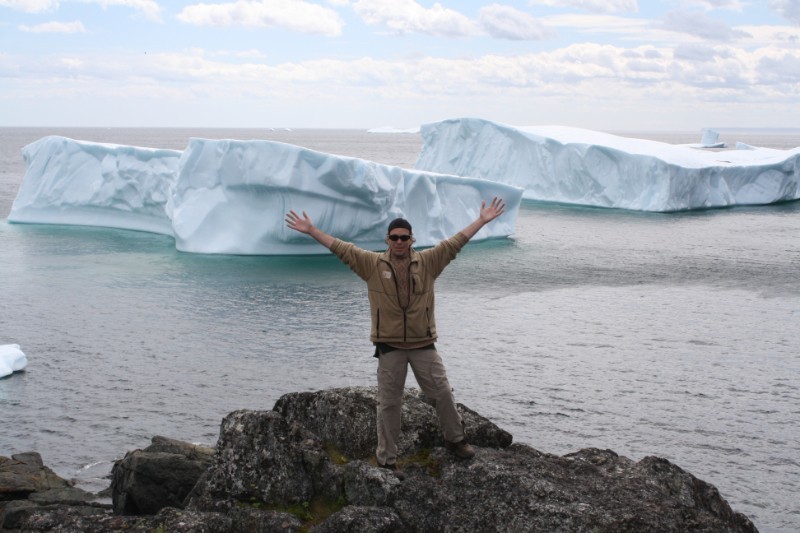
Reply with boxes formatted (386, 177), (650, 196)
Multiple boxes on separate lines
(0, 452), (100, 531)
(0, 453), (71, 501)
(111, 435), (214, 515)
(189, 409), (333, 509)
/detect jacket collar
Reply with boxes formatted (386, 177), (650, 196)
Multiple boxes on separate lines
(380, 247), (419, 264)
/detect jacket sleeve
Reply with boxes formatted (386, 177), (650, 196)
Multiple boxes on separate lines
(330, 239), (380, 282)
(419, 232), (469, 278)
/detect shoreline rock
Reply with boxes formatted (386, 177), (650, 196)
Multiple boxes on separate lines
(1, 387), (758, 532)
(111, 435), (215, 515)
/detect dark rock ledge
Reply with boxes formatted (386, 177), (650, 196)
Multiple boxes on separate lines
(1, 387), (758, 532)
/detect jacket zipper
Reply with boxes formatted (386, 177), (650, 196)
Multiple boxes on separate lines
(385, 258), (413, 341)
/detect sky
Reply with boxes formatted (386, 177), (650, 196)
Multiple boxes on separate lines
(1, 0), (800, 130)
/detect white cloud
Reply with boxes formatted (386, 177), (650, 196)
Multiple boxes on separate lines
(4, 30), (800, 128)
(19, 20), (87, 32)
(10, 41), (790, 97)
(540, 13), (669, 43)
(214, 48), (268, 58)
(770, 0), (800, 24)
(0, 0), (59, 12)
(353, 0), (478, 37)
(59, 57), (85, 68)
(353, 1), (553, 40)
(661, 10), (752, 41)
(177, 0), (344, 36)
(731, 24), (800, 48)
(679, 0), (744, 10)
(80, 0), (162, 22)
(478, 3), (553, 40)
(527, 0), (638, 14)
(757, 49), (800, 83)
(0, 0), (162, 21)
(673, 43), (734, 61)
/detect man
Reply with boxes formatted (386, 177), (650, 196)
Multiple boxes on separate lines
(285, 197), (506, 480)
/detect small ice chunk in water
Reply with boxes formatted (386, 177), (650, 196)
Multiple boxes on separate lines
(0, 344), (27, 378)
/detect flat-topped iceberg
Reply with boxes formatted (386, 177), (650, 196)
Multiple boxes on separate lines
(9, 136), (181, 235)
(8, 136), (522, 255)
(414, 118), (800, 212)
(0, 344), (27, 378)
(173, 139), (521, 254)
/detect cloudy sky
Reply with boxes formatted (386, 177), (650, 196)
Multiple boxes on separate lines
(1, 0), (799, 130)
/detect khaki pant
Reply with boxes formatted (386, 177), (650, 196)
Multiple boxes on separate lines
(376, 346), (464, 466)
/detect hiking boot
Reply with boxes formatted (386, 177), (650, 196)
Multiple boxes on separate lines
(378, 462), (406, 481)
(445, 439), (476, 459)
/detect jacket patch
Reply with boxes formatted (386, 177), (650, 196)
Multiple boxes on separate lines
(382, 271), (392, 279)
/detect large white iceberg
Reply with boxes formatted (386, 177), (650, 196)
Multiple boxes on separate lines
(0, 344), (27, 378)
(414, 118), (800, 212)
(9, 136), (181, 235)
(173, 139), (522, 254)
(8, 136), (523, 255)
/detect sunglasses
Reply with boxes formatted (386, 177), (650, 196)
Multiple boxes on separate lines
(387, 234), (412, 242)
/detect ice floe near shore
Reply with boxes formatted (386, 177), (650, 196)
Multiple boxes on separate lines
(8, 136), (522, 255)
(0, 344), (27, 378)
(414, 118), (800, 212)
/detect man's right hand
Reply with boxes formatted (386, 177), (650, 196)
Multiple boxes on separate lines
(285, 210), (336, 250)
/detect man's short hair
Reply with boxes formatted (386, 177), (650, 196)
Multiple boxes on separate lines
(387, 218), (412, 234)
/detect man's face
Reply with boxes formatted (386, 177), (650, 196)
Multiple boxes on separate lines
(386, 229), (413, 259)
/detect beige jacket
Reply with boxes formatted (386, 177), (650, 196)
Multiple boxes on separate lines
(330, 233), (468, 344)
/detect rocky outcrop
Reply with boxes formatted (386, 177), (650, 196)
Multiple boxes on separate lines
(0, 452), (101, 531)
(111, 435), (214, 515)
(5, 387), (758, 532)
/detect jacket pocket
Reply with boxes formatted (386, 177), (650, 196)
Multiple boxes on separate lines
(426, 307), (432, 337)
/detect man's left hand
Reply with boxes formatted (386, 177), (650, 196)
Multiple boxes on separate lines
(479, 197), (506, 223)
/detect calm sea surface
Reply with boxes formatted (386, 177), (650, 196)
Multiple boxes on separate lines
(1, 128), (799, 532)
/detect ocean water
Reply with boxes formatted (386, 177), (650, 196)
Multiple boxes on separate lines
(1, 127), (799, 532)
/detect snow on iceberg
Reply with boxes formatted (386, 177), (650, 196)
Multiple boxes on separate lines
(414, 118), (800, 212)
(173, 138), (522, 254)
(8, 136), (181, 235)
(8, 136), (522, 255)
(0, 344), (27, 378)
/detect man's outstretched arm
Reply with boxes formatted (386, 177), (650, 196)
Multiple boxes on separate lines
(459, 197), (507, 241)
(285, 210), (336, 250)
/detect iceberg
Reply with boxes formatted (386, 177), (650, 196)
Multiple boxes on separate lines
(684, 128), (727, 149)
(700, 129), (726, 149)
(8, 136), (523, 255)
(9, 136), (181, 235)
(173, 139), (522, 254)
(414, 118), (800, 212)
(0, 344), (27, 378)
